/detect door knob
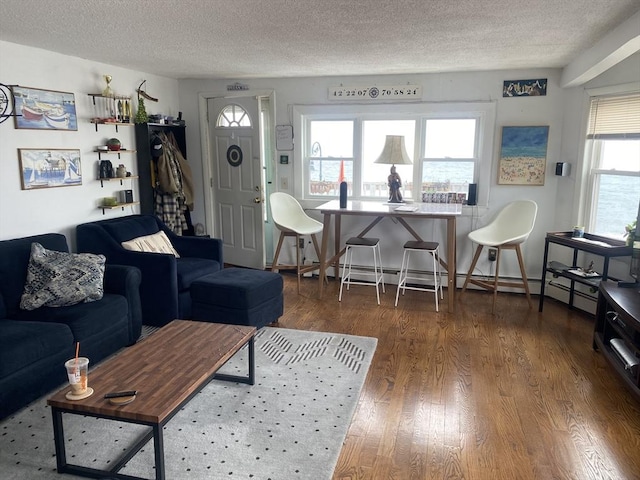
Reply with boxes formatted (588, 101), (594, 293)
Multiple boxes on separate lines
(254, 197), (261, 203)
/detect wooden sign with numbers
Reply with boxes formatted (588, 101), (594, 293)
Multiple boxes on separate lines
(328, 85), (422, 101)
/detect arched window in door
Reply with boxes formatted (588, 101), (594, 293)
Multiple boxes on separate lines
(216, 104), (252, 127)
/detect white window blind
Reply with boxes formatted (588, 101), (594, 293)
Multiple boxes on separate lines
(587, 93), (640, 139)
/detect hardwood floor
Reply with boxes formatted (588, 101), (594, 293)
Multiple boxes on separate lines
(275, 274), (640, 480)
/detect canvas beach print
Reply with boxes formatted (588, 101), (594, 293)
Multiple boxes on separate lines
(498, 126), (549, 186)
(19, 149), (82, 189)
(11, 86), (77, 130)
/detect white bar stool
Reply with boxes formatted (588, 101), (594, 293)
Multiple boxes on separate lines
(395, 240), (443, 311)
(339, 237), (385, 305)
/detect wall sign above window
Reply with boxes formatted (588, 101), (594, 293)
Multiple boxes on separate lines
(328, 85), (422, 101)
(502, 78), (547, 97)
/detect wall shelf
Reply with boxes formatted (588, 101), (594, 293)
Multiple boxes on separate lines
(89, 121), (134, 132)
(98, 176), (139, 187)
(95, 149), (137, 160)
(99, 202), (140, 214)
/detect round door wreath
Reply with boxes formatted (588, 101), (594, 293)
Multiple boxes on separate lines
(226, 145), (243, 167)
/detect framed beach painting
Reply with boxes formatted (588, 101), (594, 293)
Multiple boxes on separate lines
(11, 86), (77, 131)
(18, 149), (82, 190)
(498, 126), (549, 186)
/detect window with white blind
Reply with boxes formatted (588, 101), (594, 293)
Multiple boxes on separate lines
(584, 92), (640, 239)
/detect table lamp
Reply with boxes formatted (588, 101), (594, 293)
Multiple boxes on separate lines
(374, 135), (412, 203)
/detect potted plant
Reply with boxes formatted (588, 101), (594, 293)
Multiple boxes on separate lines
(625, 220), (636, 247)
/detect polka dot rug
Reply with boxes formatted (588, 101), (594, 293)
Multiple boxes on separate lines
(0, 327), (377, 479)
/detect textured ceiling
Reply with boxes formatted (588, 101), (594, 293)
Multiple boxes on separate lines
(0, 0), (638, 79)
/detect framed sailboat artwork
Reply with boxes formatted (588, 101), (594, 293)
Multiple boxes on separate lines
(18, 148), (82, 190)
(11, 86), (77, 130)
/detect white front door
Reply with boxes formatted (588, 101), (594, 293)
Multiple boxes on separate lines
(208, 96), (264, 268)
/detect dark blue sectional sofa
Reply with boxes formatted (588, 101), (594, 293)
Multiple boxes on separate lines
(0, 233), (142, 419)
(76, 215), (223, 327)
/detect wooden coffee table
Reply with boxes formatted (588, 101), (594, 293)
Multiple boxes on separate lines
(47, 320), (256, 480)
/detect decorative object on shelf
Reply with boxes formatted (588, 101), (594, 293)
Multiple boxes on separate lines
(106, 138), (121, 151)
(134, 97), (148, 124)
(498, 125), (548, 186)
(572, 226), (585, 238)
(116, 164), (127, 178)
(374, 135), (412, 203)
(136, 80), (158, 102)
(102, 197), (118, 206)
(0, 83), (16, 124)
(10, 85), (77, 130)
(102, 75), (113, 97)
(99, 160), (113, 179)
(88, 93), (132, 125)
(18, 148), (82, 189)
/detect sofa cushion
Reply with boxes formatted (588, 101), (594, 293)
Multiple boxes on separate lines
(121, 231), (180, 257)
(0, 233), (69, 317)
(20, 243), (105, 310)
(16, 293), (128, 342)
(176, 258), (221, 291)
(0, 319), (74, 378)
(101, 215), (161, 243)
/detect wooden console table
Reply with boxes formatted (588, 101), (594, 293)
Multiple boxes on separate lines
(593, 281), (640, 401)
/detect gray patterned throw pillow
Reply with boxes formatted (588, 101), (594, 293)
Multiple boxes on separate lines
(20, 242), (106, 310)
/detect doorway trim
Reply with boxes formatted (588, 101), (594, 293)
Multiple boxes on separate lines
(197, 89), (276, 243)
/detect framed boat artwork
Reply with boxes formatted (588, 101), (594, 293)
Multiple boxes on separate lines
(18, 148), (82, 189)
(10, 86), (77, 130)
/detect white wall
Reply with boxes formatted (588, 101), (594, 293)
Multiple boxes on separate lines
(179, 70), (571, 281)
(1, 40), (636, 286)
(0, 41), (179, 249)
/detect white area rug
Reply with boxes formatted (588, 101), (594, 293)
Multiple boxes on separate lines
(0, 327), (376, 479)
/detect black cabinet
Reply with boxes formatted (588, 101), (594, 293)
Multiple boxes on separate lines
(593, 281), (640, 401)
(539, 231), (632, 312)
(134, 123), (186, 215)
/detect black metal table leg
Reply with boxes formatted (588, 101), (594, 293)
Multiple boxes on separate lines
(51, 407), (67, 472)
(248, 336), (255, 385)
(153, 423), (165, 480)
(214, 334), (256, 385)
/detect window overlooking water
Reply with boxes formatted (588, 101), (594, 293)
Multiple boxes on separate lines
(422, 119), (476, 200)
(584, 93), (640, 239)
(308, 120), (354, 195)
(362, 120), (415, 198)
(296, 103), (495, 204)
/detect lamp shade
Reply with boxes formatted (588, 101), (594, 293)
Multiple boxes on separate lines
(374, 135), (412, 165)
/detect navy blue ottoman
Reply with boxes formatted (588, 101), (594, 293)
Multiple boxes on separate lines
(191, 268), (283, 329)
